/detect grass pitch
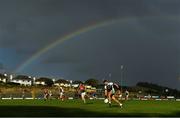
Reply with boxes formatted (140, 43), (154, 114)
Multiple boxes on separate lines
(0, 99), (179, 117)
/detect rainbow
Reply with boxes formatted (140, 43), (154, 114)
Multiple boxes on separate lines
(15, 18), (124, 73)
(15, 15), (179, 73)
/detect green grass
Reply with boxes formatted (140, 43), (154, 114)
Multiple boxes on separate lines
(0, 99), (179, 117)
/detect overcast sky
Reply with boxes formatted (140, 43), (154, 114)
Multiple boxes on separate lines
(0, 0), (179, 89)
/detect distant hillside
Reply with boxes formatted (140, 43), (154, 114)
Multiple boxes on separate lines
(136, 82), (180, 97)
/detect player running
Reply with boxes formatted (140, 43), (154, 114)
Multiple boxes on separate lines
(125, 89), (129, 100)
(103, 80), (123, 108)
(78, 83), (86, 103)
(43, 88), (49, 100)
(59, 87), (64, 101)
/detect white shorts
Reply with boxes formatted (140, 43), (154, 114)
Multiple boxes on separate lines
(60, 92), (64, 96)
(81, 92), (86, 97)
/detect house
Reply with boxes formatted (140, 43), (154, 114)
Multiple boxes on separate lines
(71, 80), (83, 88)
(0, 73), (8, 83)
(11, 75), (32, 86)
(35, 77), (53, 86)
(54, 79), (70, 87)
(71, 84), (79, 88)
(85, 85), (92, 89)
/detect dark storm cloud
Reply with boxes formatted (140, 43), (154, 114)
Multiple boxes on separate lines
(43, 55), (80, 64)
(41, 15), (180, 89)
(0, 0), (179, 89)
(0, 63), (4, 70)
(1, 0), (180, 50)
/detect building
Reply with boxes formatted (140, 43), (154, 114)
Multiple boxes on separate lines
(71, 84), (79, 88)
(0, 73), (8, 83)
(54, 79), (70, 87)
(35, 80), (46, 85)
(11, 75), (32, 86)
(35, 77), (53, 86)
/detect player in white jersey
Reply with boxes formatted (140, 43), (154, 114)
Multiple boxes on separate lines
(103, 80), (123, 108)
(59, 87), (64, 101)
(125, 89), (129, 100)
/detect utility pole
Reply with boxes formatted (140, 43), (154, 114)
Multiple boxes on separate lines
(120, 65), (124, 94)
(109, 73), (111, 80)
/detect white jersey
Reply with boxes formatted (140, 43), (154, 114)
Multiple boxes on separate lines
(125, 91), (129, 95)
(104, 82), (114, 90)
(104, 82), (120, 94)
(59, 87), (64, 93)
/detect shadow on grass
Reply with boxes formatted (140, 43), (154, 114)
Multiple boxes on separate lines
(0, 105), (179, 117)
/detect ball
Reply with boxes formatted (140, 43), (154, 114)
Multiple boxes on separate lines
(104, 98), (108, 104)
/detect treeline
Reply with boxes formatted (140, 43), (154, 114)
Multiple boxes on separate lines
(136, 82), (180, 97)
(1, 74), (180, 97)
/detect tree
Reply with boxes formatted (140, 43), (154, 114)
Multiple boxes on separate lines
(72, 80), (83, 84)
(55, 79), (70, 84)
(85, 78), (99, 87)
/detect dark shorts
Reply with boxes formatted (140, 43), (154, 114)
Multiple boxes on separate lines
(107, 85), (113, 92)
(80, 90), (85, 94)
(110, 93), (115, 97)
(106, 89), (115, 98)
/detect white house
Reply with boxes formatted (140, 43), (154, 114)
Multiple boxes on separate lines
(54, 79), (71, 87)
(85, 85), (92, 89)
(35, 81), (46, 85)
(0, 73), (8, 83)
(35, 77), (53, 86)
(11, 75), (32, 86)
(71, 84), (79, 88)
